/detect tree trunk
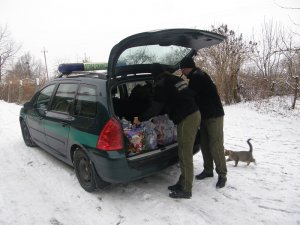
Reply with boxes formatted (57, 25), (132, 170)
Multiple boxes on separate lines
(291, 76), (299, 109)
(0, 56), (2, 82)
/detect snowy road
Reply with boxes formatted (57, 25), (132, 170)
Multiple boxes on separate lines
(0, 98), (299, 225)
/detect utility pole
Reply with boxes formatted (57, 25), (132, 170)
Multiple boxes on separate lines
(42, 47), (49, 80)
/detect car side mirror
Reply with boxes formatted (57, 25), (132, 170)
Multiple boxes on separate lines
(37, 104), (47, 116)
(24, 102), (32, 108)
(23, 101), (33, 108)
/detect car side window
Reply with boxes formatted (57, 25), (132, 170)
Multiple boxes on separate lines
(74, 85), (97, 118)
(36, 84), (56, 110)
(51, 83), (78, 113)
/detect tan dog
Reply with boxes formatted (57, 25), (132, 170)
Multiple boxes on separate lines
(224, 139), (256, 167)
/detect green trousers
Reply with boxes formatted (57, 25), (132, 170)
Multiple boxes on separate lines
(177, 110), (201, 193)
(199, 116), (227, 178)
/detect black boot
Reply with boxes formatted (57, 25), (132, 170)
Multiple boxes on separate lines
(195, 171), (214, 180)
(169, 188), (192, 199)
(168, 183), (181, 192)
(216, 176), (227, 188)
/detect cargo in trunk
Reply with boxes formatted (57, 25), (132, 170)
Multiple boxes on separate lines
(112, 80), (178, 157)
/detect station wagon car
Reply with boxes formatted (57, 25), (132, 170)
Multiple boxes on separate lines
(19, 29), (225, 192)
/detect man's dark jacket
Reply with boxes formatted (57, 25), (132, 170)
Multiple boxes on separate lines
(187, 68), (224, 119)
(140, 73), (199, 124)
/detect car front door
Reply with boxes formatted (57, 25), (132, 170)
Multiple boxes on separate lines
(26, 84), (56, 146)
(44, 83), (78, 156)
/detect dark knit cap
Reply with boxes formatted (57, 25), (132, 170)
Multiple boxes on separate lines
(180, 57), (195, 69)
(151, 63), (164, 76)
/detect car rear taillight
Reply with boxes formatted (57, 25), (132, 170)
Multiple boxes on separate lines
(96, 118), (124, 151)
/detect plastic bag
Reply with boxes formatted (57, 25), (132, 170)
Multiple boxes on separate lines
(152, 115), (175, 145)
(123, 115), (176, 155)
(124, 127), (145, 153)
(141, 121), (157, 150)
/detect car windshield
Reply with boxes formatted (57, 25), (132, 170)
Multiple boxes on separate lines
(117, 45), (191, 66)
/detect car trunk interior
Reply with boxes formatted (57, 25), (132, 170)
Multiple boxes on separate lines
(111, 78), (179, 158)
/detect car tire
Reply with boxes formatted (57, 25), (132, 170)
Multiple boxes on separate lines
(20, 120), (37, 147)
(73, 149), (100, 192)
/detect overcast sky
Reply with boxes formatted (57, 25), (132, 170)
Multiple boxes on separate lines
(1, 0), (299, 74)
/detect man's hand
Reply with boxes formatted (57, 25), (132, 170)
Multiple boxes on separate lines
(133, 117), (141, 125)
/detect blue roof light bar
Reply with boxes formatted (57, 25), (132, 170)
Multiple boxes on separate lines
(58, 63), (108, 75)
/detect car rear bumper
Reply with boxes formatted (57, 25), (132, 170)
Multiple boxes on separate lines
(89, 143), (179, 183)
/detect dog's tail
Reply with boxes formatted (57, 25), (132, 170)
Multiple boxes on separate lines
(247, 138), (253, 153)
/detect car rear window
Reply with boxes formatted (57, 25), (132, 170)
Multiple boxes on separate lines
(74, 85), (97, 118)
(117, 45), (191, 66)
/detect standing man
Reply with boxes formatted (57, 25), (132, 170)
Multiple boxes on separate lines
(180, 57), (227, 188)
(134, 71), (200, 199)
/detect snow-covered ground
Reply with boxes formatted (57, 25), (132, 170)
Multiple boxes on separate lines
(0, 97), (299, 225)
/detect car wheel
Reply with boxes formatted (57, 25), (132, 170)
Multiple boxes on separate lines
(20, 120), (37, 147)
(73, 149), (98, 192)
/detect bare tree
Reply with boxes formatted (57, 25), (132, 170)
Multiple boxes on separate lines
(119, 47), (156, 65)
(1, 52), (47, 103)
(249, 20), (285, 95)
(279, 32), (300, 109)
(196, 24), (253, 104)
(0, 25), (20, 82)
(6, 52), (46, 84)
